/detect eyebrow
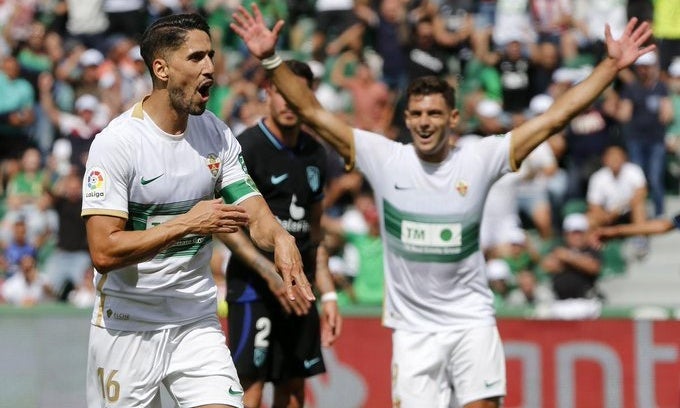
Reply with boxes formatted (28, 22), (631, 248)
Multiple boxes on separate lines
(187, 49), (215, 60)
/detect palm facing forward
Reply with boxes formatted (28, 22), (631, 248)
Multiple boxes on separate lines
(230, 4), (282, 59)
(605, 18), (655, 70)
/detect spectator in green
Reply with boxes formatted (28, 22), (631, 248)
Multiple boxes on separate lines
(324, 186), (384, 306)
(0, 54), (35, 161)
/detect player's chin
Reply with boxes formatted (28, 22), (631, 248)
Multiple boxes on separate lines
(188, 102), (208, 116)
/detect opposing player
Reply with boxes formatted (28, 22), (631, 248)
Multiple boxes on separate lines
(231, 6), (655, 408)
(81, 14), (313, 408)
(218, 60), (341, 408)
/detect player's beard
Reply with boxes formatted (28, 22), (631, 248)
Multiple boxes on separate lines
(170, 87), (205, 116)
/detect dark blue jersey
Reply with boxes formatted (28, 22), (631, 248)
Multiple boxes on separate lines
(227, 120), (327, 303)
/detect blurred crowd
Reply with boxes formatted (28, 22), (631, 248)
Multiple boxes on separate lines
(0, 0), (679, 318)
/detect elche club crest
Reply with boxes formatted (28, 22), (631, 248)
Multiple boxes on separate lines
(456, 180), (468, 196)
(206, 153), (220, 178)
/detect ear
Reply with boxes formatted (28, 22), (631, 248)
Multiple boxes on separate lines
(448, 108), (460, 129)
(152, 58), (169, 82)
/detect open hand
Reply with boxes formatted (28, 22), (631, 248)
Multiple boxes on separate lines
(230, 4), (283, 60)
(184, 198), (249, 234)
(605, 17), (655, 70)
(266, 270), (311, 316)
(274, 234), (316, 302)
(321, 300), (342, 346)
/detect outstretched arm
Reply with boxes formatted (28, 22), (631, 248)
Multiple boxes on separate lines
(231, 4), (356, 168)
(510, 18), (655, 168)
(599, 219), (675, 240)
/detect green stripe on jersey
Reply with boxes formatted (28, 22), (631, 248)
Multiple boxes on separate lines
(128, 198), (210, 258)
(383, 199), (479, 262)
(219, 177), (259, 204)
(128, 198), (203, 231)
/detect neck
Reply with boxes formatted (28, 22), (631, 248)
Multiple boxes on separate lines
(264, 117), (300, 147)
(143, 92), (188, 135)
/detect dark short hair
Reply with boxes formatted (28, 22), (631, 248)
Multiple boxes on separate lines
(140, 13), (210, 74)
(406, 76), (456, 109)
(285, 60), (314, 88)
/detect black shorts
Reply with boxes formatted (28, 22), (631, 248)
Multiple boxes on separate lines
(227, 300), (325, 383)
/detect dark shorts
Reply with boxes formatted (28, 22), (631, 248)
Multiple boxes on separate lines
(227, 300), (325, 383)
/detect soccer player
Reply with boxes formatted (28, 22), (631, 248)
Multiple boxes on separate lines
(231, 5), (654, 408)
(81, 14), (313, 408)
(218, 60), (342, 408)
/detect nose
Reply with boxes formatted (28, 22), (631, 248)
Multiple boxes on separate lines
(416, 114), (432, 129)
(203, 55), (215, 76)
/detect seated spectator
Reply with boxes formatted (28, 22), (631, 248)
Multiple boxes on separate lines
(321, 231), (357, 306)
(486, 258), (513, 308)
(517, 94), (567, 241)
(39, 72), (109, 173)
(311, 0), (364, 60)
(586, 145), (647, 228)
(541, 213), (602, 301)
(542, 213), (604, 319)
(323, 186), (384, 306)
(516, 136), (559, 241)
(480, 171), (521, 260)
(2, 147), (56, 247)
(0, 253), (51, 306)
(330, 51), (392, 134)
(43, 171), (91, 301)
(3, 217), (38, 278)
(557, 68), (620, 201)
(506, 269), (554, 308)
(501, 228), (541, 276)
(0, 53), (36, 162)
(67, 266), (95, 308)
(4, 147), (49, 213)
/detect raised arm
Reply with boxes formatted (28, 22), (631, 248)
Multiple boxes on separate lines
(230, 5), (356, 167)
(510, 18), (655, 167)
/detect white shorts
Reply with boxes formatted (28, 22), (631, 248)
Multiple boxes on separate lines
(392, 325), (506, 408)
(86, 316), (243, 408)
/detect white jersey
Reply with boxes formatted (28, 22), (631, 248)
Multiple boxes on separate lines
(587, 162), (646, 213)
(353, 129), (514, 332)
(82, 102), (260, 331)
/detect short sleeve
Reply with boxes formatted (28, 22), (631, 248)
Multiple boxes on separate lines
(81, 130), (131, 219)
(217, 125), (260, 204)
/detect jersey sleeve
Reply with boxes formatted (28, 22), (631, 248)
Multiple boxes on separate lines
(81, 128), (131, 219)
(217, 125), (261, 204)
(476, 132), (514, 179)
(353, 128), (402, 184)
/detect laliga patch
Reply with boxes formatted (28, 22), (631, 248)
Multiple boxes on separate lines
(84, 167), (106, 200)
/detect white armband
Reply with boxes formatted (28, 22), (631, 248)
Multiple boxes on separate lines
(261, 53), (282, 70)
(321, 291), (338, 303)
